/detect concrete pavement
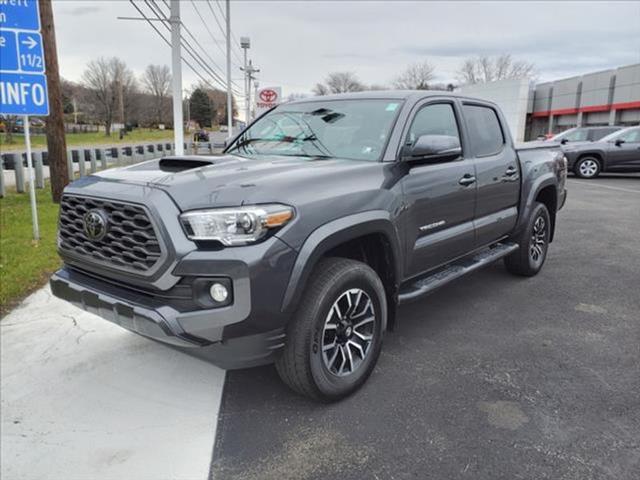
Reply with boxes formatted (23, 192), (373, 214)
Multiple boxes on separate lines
(1, 287), (225, 480)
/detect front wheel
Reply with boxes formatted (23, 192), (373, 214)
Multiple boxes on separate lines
(276, 258), (386, 402)
(504, 202), (551, 277)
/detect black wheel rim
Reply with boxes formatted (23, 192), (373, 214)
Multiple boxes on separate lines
(529, 215), (547, 264)
(321, 288), (376, 377)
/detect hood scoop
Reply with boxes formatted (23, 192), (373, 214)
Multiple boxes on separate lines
(159, 157), (216, 172)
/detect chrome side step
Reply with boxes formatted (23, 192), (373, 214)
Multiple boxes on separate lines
(398, 242), (519, 304)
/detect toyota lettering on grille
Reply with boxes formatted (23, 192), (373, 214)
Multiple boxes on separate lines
(83, 210), (109, 242)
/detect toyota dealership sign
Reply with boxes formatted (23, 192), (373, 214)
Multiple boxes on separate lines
(255, 86), (281, 116)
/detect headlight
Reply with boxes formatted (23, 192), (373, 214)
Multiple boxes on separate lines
(180, 204), (294, 245)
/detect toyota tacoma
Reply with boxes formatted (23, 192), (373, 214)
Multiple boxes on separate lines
(51, 91), (567, 401)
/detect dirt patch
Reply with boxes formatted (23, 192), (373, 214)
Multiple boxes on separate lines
(478, 401), (529, 431)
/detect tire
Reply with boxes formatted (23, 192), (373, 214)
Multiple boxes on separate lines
(275, 257), (387, 402)
(574, 156), (601, 179)
(504, 202), (551, 277)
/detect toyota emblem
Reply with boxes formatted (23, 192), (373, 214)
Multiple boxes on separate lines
(259, 89), (278, 103)
(83, 209), (109, 242)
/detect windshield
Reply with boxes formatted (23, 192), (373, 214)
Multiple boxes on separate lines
(552, 128), (587, 142)
(226, 99), (403, 161)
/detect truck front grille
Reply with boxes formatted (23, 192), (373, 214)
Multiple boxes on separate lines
(59, 195), (163, 273)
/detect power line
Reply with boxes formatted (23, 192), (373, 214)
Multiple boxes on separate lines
(207, 0), (244, 65)
(143, 0), (241, 94)
(128, 0), (237, 96)
(147, 0), (235, 91)
(188, 0), (228, 65)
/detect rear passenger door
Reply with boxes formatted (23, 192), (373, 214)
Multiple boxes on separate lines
(461, 103), (520, 247)
(400, 100), (477, 278)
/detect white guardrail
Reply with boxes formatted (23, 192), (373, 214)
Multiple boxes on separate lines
(0, 140), (224, 197)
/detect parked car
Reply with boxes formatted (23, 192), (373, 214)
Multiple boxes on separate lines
(563, 126), (640, 178)
(50, 91), (567, 401)
(194, 129), (210, 142)
(539, 126), (623, 144)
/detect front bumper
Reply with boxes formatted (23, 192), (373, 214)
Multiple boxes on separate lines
(51, 231), (297, 368)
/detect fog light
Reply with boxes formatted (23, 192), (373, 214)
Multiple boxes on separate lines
(209, 282), (229, 303)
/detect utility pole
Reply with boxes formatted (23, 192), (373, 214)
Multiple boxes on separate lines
(225, 0), (233, 139)
(170, 0), (184, 155)
(39, 0), (69, 203)
(118, 78), (125, 127)
(253, 80), (259, 119)
(246, 60), (259, 121)
(240, 37), (259, 125)
(240, 37), (250, 124)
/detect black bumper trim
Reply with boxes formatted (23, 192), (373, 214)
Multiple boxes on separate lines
(50, 270), (210, 348)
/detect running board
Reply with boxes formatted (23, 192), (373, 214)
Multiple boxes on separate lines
(398, 242), (519, 304)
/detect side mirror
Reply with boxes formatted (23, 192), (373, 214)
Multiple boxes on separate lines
(403, 135), (462, 163)
(614, 139), (625, 146)
(560, 138), (569, 145)
(536, 135), (547, 141)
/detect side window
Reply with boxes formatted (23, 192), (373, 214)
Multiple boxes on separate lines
(406, 103), (461, 146)
(591, 129), (614, 141)
(565, 129), (588, 141)
(463, 104), (505, 156)
(619, 129), (640, 143)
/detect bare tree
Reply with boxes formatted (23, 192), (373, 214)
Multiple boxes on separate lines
(456, 54), (535, 85)
(313, 72), (365, 95)
(392, 61), (436, 90)
(142, 64), (171, 126)
(82, 57), (136, 135)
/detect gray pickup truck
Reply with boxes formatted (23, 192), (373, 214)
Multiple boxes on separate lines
(51, 91), (567, 401)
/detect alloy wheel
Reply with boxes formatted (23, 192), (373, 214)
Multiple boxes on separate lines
(321, 288), (376, 377)
(530, 215), (547, 263)
(579, 159), (599, 178)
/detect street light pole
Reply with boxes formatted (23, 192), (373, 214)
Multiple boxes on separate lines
(225, 0), (233, 139)
(170, 0), (184, 155)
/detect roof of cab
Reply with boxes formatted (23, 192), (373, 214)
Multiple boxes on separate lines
(288, 90), (466, 102)
(284, 89), (496, 108)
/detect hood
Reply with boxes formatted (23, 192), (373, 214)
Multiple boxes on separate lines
(515, 139), (561, 151)
(91, 154), (385, 211)
(560, 141), (595, 151)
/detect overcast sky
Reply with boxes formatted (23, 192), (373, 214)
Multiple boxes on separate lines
(53, 0), (640, 98)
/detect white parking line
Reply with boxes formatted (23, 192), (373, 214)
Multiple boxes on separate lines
(1, 286), (225, 480)
(567, 179), (640, 195)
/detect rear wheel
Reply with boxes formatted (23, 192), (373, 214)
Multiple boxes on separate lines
(276, 258), (386, 402)
(504, 202), (551, 277)
(574, 156), (601, 178)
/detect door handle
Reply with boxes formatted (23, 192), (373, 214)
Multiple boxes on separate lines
(505, 166), (518, 176)
(459, 174), (476, 186)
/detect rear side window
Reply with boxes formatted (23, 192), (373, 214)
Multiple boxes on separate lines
(463, 105), (504, 156)
(591, 128), (619, 141)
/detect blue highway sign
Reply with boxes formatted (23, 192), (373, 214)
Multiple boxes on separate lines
(0, 0), (48, 115)
(0, 72), (48, 115)
(0, 0), (40, 30)
(17, 31), (44, 72)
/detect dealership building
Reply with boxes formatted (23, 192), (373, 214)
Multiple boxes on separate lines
(459, 63), (640, 142)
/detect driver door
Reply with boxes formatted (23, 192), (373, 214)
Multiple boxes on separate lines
(400, 100), (477, 278)
(606, 128), (640, 171)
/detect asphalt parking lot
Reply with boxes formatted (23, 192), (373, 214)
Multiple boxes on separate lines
(2, 174), (638, 480)
(212, 175), (640, 480)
